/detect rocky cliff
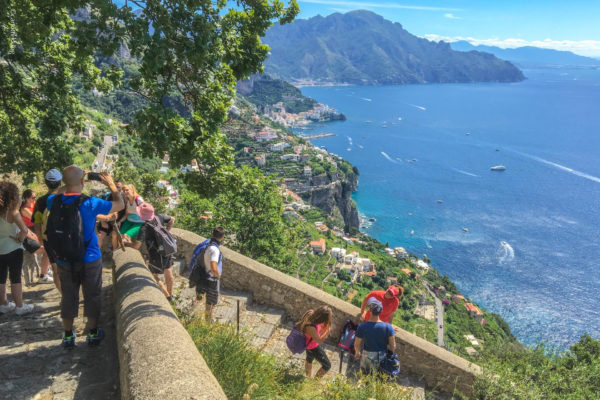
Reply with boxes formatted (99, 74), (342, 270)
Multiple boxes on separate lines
(300, 172), (359, 231)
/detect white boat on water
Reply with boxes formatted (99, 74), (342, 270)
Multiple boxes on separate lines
(490, 165), (506, 171)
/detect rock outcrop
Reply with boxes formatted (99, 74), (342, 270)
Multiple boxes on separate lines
(301, 171), (359, 231)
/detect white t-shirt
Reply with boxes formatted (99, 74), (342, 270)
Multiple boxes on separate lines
(204, 244), (222, 277)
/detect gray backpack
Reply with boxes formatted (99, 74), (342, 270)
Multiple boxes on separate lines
(146, 216), (177, 256)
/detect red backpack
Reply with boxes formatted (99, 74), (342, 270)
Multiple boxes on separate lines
(337, 319), (358, 354)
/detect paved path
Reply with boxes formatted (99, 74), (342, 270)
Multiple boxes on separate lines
(425, 284), (445, 347)
(0, 261), (120, 400)
(93, 135), (115, 172)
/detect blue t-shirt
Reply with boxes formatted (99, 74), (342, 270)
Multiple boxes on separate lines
(47, 194), (112, 264)
(356, 321), (395, 352)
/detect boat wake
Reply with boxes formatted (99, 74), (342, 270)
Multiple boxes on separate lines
(381, 151), (399, 164)
(499, 241), (515, 263)
(361, 97), (372, 102)
(409, 104), (427, 111)
(519, 152), (600, 184)
(453, 168), (480, 178)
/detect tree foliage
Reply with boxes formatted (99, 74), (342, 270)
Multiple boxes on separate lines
(175, 165), (298, 269)
(0, 1), (122, 179)
(0, 0), (298, 179)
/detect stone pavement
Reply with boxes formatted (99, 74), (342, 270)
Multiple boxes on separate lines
(172, 266), (431, 400)
(0, 262), (120, 400)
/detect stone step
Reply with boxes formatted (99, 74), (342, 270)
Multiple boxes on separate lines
(171, 278), (430, 399)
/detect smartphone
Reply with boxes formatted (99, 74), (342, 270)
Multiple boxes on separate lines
(87, 172), (102, 181)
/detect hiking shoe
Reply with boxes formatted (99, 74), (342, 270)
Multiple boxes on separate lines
(87, 328), (105, 346)
(63, 332), (77, 348)
(15, 303), (34, 315)
(167, 296), (175, 304)
(0, 301), (16, 314)
(39, 274), (54, 284)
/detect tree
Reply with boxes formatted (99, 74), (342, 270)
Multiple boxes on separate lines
(1, 0), (299, 181)
(0, 1), (122, 179)
(338, 269), (350, 281)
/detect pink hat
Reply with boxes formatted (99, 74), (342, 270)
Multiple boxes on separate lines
(137, 203), (155, 222)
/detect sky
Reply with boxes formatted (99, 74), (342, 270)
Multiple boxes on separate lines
(295, 0), (600, 57)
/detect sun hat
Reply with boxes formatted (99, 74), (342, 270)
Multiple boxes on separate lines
(137, 203), (155, 222)
(45, 169), (62, 183)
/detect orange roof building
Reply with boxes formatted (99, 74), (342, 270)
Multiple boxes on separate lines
(310, 238), (326, 254)
(401, 268), (412, 275)
(465, 303), (483, 321)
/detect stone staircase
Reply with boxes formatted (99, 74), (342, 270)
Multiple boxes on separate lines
(171, 266), (430, 400)
(0, 263), (119, 400)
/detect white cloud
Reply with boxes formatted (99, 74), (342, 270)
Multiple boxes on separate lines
(300, 0), (459, 12)
(423, 34), (600, 58)
(444, 13), (460, 19)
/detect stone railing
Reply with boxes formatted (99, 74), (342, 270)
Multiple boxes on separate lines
(172, 228), (482, 397)
(112, 248), (226, 400)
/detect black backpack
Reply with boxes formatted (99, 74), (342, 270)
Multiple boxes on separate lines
(45, 194), (89, 264)
(145, 216), (177, 257)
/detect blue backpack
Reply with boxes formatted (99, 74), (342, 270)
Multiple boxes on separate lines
(378, 351), (401, 378)
(188, 239), (220, 288)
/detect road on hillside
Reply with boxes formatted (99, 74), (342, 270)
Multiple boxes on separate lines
(425, 284), (445, 347)
(93, 135), (115, 172)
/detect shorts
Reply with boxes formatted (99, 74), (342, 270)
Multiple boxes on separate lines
(120, 219), (143, 240)
(360, 350), (386, 374)
(306, 346), (331, 371)
(0, 248), (23, 284)
(195, 277), (220, 306)
(147, 256), (173, 275)
(43, 240), (56, 264)
(57, 258), (103, 320)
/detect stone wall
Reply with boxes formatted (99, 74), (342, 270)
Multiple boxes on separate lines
(173, 228), (482, 397)
(112, 248), (226, 400)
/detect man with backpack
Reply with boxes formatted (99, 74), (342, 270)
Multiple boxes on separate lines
(189, 226), (226, 323)
(126, 203), (176, 302)
(354, 298), (396, 374)
(46, 166), (124, 348)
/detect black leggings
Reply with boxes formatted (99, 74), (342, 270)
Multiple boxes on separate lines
(0, 248), (23, 284)
(306, 346), (331, 371)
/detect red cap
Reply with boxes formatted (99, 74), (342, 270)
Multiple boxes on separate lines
(387, 286), (399, 297)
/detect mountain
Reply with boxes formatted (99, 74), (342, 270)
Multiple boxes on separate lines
(451, 41), (600, 67)
(262, 10), (524, 85)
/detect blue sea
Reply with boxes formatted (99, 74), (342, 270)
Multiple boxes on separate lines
(296, 68), (600, 348)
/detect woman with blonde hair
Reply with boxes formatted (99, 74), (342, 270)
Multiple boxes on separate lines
(0, 182), (33, 315)
(117, 184), (144, 244)
(297, 305), (333, 379)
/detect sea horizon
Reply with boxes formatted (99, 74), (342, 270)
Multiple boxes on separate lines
(295, 67), (600, 348)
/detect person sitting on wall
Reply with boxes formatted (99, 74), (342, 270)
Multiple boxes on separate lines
(126, 203), (176, 302)
(354, 298), (396, 374)
(360, 285), (404, 324)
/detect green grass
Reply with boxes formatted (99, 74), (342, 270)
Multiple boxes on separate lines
(185, 319), (415, 399)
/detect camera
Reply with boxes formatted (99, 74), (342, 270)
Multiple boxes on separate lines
(87, 172), (102, 181)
